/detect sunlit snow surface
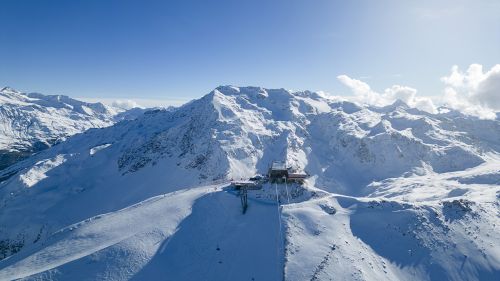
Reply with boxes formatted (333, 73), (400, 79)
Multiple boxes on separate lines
(0, 86), (499, 280)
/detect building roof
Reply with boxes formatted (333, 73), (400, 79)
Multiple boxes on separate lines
(271, 161), (287, 170)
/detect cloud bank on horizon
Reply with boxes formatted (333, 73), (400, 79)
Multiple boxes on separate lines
(338, 63), (500, 119)
(78, 64), (499, 119)
(80, 97), (188, 110)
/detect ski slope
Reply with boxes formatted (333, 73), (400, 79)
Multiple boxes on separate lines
(0, 185), (284, 281)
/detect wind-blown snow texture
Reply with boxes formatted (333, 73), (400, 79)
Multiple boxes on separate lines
(0, 87), (144, 171)
(0, 86), (499, 280)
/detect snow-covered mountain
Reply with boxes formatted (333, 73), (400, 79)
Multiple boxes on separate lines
(0, 87), (142, 171)
(0, 86), (498, 280)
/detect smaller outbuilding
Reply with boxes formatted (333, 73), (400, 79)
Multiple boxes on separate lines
(287, 173), (308, 184)
(231, 180), (262, 190)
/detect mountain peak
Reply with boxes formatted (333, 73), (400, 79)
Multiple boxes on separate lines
(214, 85), (267, 98)
(391, 99), (409, 108)
(0, 86), (19, 93)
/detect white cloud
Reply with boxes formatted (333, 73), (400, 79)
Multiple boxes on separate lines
(338, 64), (500, 119)
(336, 75), (381, 106)
(337, 75), (437, 113)
(337, 75), (372, 96)
(110, 99), (143, 110)
(441, 64), (500, 119)
(79, 97), (189, 109)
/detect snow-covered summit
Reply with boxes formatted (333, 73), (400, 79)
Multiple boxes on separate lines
(0, 86), (499, 280)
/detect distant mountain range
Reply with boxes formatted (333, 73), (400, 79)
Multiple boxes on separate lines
(0, 87), (146, 170)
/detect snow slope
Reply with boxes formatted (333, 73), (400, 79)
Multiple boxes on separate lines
(0, 86), (498, 280)
(0, 87), (143, 171)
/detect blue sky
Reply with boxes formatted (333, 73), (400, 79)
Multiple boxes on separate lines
(1, 0), (499, 104)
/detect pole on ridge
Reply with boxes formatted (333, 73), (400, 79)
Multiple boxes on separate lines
(284, 176), (291, 204)
(240, 187), (248, 214)
(274, 182), (284, 279)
